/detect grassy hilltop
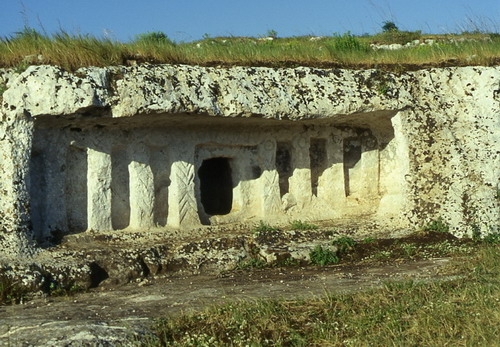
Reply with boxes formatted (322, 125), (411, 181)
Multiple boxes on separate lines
(1, 26), (499, 72)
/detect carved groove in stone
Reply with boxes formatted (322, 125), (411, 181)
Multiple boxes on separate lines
(262, 170), (281, 215)
(175, 161), (197, 225)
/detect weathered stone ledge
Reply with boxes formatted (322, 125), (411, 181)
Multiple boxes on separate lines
(2, 223), (371, 298)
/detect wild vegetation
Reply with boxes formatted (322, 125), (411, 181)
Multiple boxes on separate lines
(0, 26), (499, 72)
(2, 217), (500, 345)
(142, 231), (500, 346)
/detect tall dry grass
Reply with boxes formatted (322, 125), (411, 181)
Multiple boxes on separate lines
(1, 28), (499, 71)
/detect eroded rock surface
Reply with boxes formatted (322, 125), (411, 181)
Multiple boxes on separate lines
(0, 64), (498, 295)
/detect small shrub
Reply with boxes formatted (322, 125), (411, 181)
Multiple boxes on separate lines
(133, 31), (175, 45)
(482, 232), (500, 244)
(422, 218), (450, 233)
(382, 21), (399, 32)
(289, 220), (318, 230)
(252, 220), (279, 233)
(332, 236), (357, 254)
(236, 258), (267, 270)
(378, 82), (390, 95)
(309, 245), (339, 265)
(400, 243), (418, 257)
(472, 224), (482, 241)
(362, 237), (376, 244)
(366, 69), (394, 96)
(266, 29), (278, 39)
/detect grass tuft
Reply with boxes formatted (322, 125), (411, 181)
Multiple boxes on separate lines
(482, 232), (500, 244)
(309, 245), (339, 265)
(252, 220), (279, 234)
(289, 220), (318, 231)
(422, 218), (450, 233)
(332, 236), (357, 254)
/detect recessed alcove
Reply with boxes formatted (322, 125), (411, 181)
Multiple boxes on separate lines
(27, 111), (401, 242)
(309, 138), (327, 197)
(65, 145), (88, 233)
(28, 150), (46, 242)
(276, 142), (292, 197)
(149, 146), (170, 227)
(111, 146), (130, 230)
(343, 138), (362, 197)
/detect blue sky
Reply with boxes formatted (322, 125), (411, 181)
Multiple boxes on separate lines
(0, 1), (499, 42)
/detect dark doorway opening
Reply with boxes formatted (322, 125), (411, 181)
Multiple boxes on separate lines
(198, 157), (233, 215)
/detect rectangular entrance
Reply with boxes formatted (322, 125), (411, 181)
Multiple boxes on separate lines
(198, 157), (233, 215)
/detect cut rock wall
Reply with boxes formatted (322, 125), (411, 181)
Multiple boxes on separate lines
(1, 64), (499, 258)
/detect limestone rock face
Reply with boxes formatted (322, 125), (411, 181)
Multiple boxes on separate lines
(1, 64), (499, 258)
(109, 65), (405, 118)
(0, 106), (35, 258)
(2, 65), (111, 116)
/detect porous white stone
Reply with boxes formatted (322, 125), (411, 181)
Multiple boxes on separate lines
(0, 64), (499, 258)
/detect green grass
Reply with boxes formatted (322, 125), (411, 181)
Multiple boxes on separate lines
(235, 258), (267, 270)
(308, 236), (357, 266)
(144, 244), (500, 346)
(422, 218), (450, 233)
(289, 220), (318, 231)
(252, 221), (280, 234)
(483, 232), (500, 244)
(332, 236), (357, 254)
(309, 245), (339, 266)
(1, 27), (499, 71)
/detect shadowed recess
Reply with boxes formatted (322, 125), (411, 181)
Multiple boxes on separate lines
(198, 157), (233, 215)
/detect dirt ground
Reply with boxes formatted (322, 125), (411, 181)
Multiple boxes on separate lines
(0, 253), (459, 346)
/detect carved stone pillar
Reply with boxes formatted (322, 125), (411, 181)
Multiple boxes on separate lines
(289, 135), (312, 207)
(0, 112), (36, 257)
(167, 147), (200, 228)
(258, 140), (282, 217)
(128, 144), (155, 229)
